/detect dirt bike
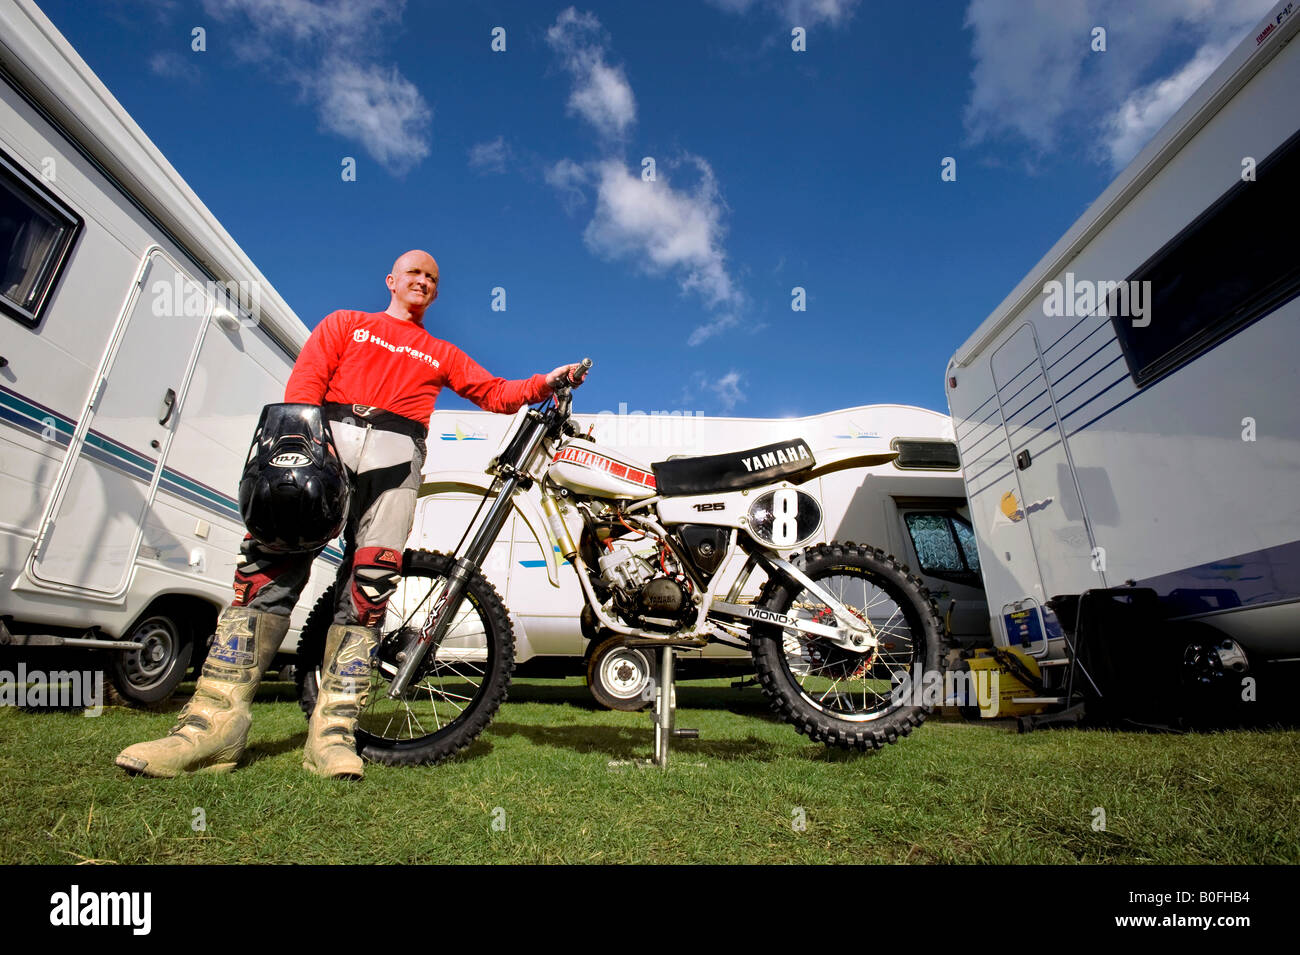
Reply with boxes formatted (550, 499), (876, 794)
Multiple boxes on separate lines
(296, 359), (948, 765)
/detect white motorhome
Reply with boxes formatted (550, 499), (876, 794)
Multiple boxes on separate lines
(0, 0), (336, 702)
(945, 0), (1299, 704)
(410, 403), (990, 706)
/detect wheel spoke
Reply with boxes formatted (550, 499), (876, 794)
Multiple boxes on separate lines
(778, 567), (926, 722)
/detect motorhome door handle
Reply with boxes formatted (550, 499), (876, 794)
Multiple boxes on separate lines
(1015, 449), (1031, 470)
(159, 388), (177, 426)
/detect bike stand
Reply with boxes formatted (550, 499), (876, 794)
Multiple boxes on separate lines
(652, 645), (698, 767)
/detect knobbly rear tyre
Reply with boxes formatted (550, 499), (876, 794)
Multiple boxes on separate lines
(749, 542), (946, 752)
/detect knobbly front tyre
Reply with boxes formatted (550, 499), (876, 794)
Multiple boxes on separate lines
(749, 542), (946, 751)
(295, 549), (515, 766)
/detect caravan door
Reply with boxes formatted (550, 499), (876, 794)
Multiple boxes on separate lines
(30, 250), (209, 595)
(989, 324), (1106, 649)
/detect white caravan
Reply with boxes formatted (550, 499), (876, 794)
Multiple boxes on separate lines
(0, 0), (336, 702)
(410, 403), (990, 706)
(945, 0), (1300, 700)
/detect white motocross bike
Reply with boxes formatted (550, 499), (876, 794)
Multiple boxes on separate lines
(296, 360), (947, 765)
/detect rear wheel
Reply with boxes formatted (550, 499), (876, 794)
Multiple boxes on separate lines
(750, 542), (946, 751)
(296, 550), (514, 766)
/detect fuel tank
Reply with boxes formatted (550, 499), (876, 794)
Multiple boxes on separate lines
(549, 439), (658, 499)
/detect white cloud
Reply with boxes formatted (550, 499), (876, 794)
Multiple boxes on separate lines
(148, 51), (200, 82)
(468, 136), (511, 174)
(580, 158), (742, 324)
(544, 159), (589, 211)
(546, 8), (637, 139)
(706, 370), (747, 412)
(687, 313), (741, 346)
(705, 0), (860, 27)
(962, 0), (1273, 169)
(201, 0), (433, 175)
(315, 64), (431, 173)
(1104, 39), (1234, 168)
(544, 11), (744, 345)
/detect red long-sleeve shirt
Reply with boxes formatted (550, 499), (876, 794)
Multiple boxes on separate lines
(284, 310), (552, 424)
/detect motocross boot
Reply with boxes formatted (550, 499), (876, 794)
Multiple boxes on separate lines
(302, 623), (378, 779)
(115, 607), (290, 777)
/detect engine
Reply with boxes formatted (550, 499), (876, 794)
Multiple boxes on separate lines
(597, 544), (694, 631)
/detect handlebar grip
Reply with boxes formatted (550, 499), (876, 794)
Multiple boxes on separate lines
(571, 358), (592, 386)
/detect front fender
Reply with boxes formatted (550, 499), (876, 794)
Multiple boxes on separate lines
(417, 471), (560, 588)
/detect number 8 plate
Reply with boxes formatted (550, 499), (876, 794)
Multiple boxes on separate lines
(747, 489), (823, 548)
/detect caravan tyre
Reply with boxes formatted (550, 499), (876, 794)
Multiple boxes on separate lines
(586, 637), (657, 711)
(110, 609), (194, 706)
(750, 542), (947, 752)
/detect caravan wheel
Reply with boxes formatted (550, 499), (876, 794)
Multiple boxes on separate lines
(111, 610), (194, 706)
(586, 637), (656, 711)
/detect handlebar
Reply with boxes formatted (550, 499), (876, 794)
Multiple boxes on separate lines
(549, 357), (591, 429)
(571, 357), (592, 387)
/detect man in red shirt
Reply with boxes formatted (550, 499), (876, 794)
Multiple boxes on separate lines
(117, 250), (582, 779)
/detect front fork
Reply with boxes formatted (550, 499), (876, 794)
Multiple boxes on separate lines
(386, 417), (549, 699)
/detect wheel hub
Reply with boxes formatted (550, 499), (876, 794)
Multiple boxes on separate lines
(602, 650), (648, 697)
(128, 624), (173, 681)
(1183, 638), (1250, 686)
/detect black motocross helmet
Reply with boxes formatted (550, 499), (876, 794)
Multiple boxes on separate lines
(238, 403), (350, 553)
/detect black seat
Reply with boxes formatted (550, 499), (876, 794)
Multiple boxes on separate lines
(652, 439), (815, 496)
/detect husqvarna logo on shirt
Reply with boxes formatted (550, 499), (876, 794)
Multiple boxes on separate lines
(352, 325), (441, 368)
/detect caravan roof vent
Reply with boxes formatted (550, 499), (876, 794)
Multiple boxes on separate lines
(890, 438), (960, 471)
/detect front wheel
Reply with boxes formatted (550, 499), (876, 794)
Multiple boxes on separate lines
(295, 549), (515, 766)
(750, 542), (946, 751)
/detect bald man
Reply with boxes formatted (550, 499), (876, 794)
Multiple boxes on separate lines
(117, 251), (582, 780)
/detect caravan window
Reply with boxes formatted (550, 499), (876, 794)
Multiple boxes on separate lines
(904, 512), (981, 586)
(1112, 128), (1300, 386)
(891, 438), (961, 470)
(0, 151), (82, 329)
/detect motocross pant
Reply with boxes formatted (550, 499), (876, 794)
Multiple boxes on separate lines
(231, 407), (427, 626)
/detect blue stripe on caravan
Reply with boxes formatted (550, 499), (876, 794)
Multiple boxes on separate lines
(521, 546), (571, 568)
(85, 429), (155, 472)
(1052, 353), (1125, 407)
(1003, 386), (1049, 426)
(968, 468), (1013, 499)
(965, 451), (1012, 486)
(1047, 336), (1116, 387)
(955, 393), (998, 441)
(1042, 312), (1102, 357)
(1060, 374), (1130, 421)
(1045, 320), (1109, 375)
(1142, 539), (1300, 617)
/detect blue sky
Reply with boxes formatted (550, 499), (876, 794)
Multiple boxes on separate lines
(37, 0), (1274, 417)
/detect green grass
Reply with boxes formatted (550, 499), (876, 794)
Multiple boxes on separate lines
(2, 677), (1298, 864)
